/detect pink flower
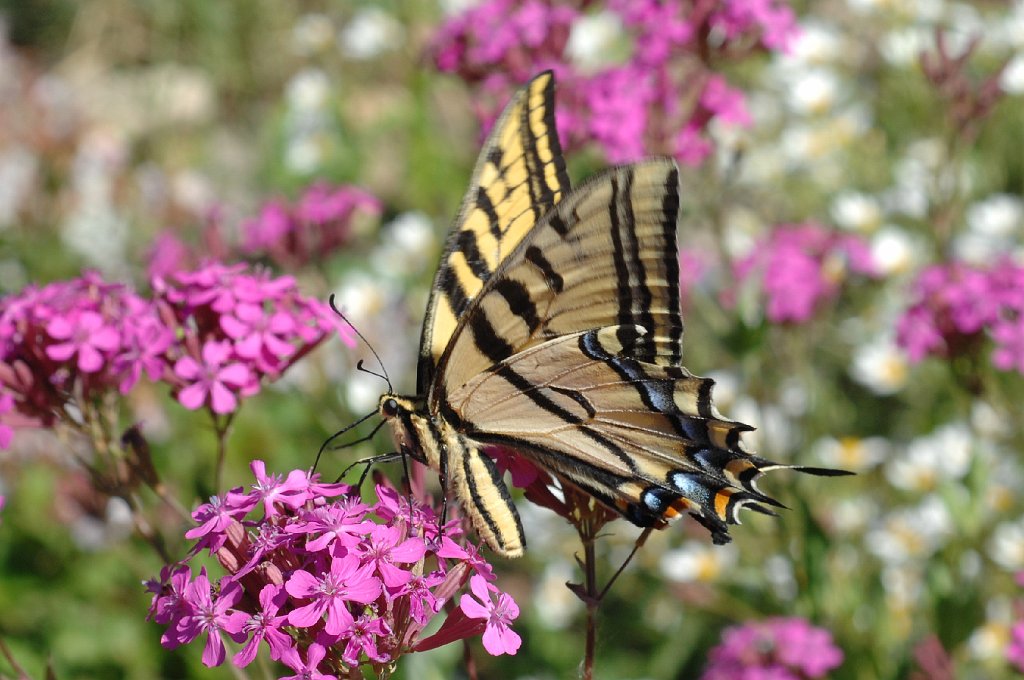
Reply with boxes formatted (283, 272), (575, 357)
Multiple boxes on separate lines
(233, 584), (293, 667)
(115, 312), (173, 394)
(185, 494), (245, 554)
(176, 569), (248, 667)
(700, 75), (752, 127)
(459, 574), (521, 656)
(45, 311), (121, 372)
(286, 554), (382, 635)
(361, 524), (428, 589)
(896, 260), (1024, 373)
(230, 459), (311, 518)
(151, 466), (508, 669)
(702, 617), (843, 679)
(734, 223), (875, 324)
(173, 340), (253, 414)
(279, 643), (337, 680)
(338, 614), (392, 666)
(145, 564), (192, 627)
(221, 303), (297, 372)
(675, 123), (714, 167)
(289, 502), (374, 555)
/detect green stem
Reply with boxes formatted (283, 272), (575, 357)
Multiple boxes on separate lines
(213, 412), (236, 494)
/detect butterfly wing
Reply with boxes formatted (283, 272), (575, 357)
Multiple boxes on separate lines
(416, 71), (570, 395)
(432, 160), (684, 399)
(444, 326), (785, 544)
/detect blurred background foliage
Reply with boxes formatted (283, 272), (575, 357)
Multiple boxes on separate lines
(1, 0), (1024, 678)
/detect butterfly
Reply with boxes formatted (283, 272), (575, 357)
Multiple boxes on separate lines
(376, 72), (845, 558)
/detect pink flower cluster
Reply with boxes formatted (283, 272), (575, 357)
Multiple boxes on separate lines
(0, 273), (163, 433)
(896, 260), (1024, 374)
(147, 461), (521, 677)
(148, 183), (381, 276)
(242, 183), (382, 269)
(733, 223), (876, 323)
(701, 617), (844, 680)
(432, 0), (798, 164)
(154, 262), (354, 414)
(0, 263), (353, 446)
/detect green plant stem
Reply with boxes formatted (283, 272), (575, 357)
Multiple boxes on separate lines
(0, 635), (30, 680)
(213, 412), (236, 494)
(582, 534), (598, 680)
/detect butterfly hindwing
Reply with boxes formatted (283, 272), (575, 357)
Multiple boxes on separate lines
(417, 71), (570, 394)
(444, 326), (782, 542)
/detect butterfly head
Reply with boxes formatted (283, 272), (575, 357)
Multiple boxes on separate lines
(378, 393), (432, 465)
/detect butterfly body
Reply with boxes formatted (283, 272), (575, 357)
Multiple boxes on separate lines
(378, 72), (845, 558)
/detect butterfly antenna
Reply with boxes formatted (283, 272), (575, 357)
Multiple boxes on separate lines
(328, 294), (393, 394)
(313, 408), (379, 472)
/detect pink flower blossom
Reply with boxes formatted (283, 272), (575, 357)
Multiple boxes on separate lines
(150, 467), (512, 670)
(459, 574), (521, 656)
(233, 584), (293, 667)
(734, 223), (876, 324)
(896, 260), (1024, 373)
(230, 459), (311, 518)
(176, 569), (248, 667)
(286, 553), (382, 635)
(173, 340), (253, 414)
(279, 643), (337, 680)
(45, 311), (121, 372)
(361, 524), (428, 589)
(702, 617), (844, 679)
(700, 75), (753, 127)
(432, 0), (798, 165)
(338, 614), (392, 666)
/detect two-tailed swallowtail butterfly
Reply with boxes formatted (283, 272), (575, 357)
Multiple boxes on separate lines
(376, 72), (845, 558)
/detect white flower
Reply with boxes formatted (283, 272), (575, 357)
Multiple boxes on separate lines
(789, 21), (844, 65)
(659, 541), (738, 583)
(339, 8), (404, 60)
(989, 518), (1024, 570)
(880, 565), (923, 608)
(885, 422), (972, 492)
(967, 194), (1024, 237)
(701, 370), (737, 411)
(346, 370), (382, 413)
(764, 554), (797, 600)
(831, 191), (883, 233)
(879, 27), (932, 67)
(285, 137), (324, 175)
(788, 68), (842, 116)
(286, 68), (331, 112)
(870, 227), (918, 276)
(865, 496), (953, 565)
(566, 10), (624, 72)
(370, 211), (437, 276)
(850, 335), (908, 395)
(1000, 52), (1024, 95)
(830, 496), (878, 534)
(813, 436), (889, 472)
(292, 13), (335, 56)
(968, 598), (1013, 662)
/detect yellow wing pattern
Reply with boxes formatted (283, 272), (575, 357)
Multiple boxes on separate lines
(417, 71), (570, 394)
(434, 161), (684, 397)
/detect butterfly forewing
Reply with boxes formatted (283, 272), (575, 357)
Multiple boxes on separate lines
(433, 161), (684, 397)
(416, 71), (570, 394)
